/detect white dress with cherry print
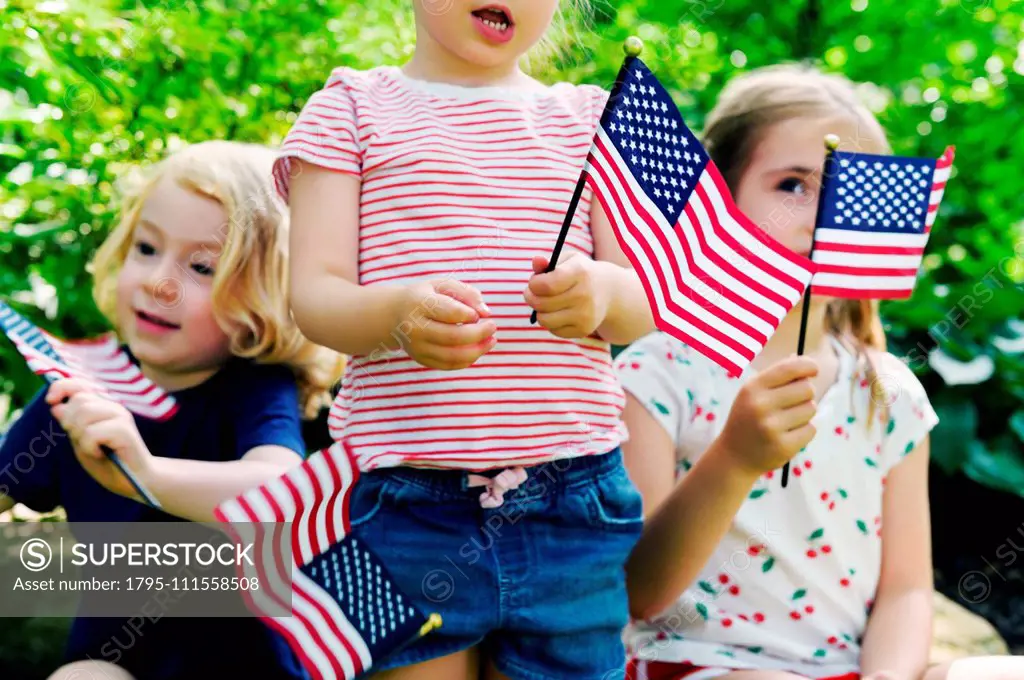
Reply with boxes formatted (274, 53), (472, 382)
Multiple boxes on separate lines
(615, 331), (938, 676)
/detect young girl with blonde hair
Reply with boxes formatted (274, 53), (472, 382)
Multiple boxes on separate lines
(0, 139), (343, 680)
(617, 64), (1024, 680)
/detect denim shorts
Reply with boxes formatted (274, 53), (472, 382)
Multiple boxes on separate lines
(347, 448), (644, 680)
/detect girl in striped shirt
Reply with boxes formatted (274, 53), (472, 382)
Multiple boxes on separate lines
(273, 1), (664, 679)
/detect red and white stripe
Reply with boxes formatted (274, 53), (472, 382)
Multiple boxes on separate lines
(584, 127), (816, 377)
(1, 310), (177, 420)
(214, 441), (370, 680)
(273, 66), (627, 471)
(810, 146), (955, 299)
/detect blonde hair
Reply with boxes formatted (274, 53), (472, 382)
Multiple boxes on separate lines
(702, 63), (891, 422)
(90, 140), (345, 420)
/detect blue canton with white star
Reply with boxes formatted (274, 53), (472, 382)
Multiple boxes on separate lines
(820, 150), (936, 234)
(601, 58), (707, 226)
(302, 535), (427, 658)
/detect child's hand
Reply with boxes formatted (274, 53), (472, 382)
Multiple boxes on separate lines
(46, 378), (153, 499)
(396, 279), (497, 370)
(715, 356), (820, 478)
(525, 252), (610, 339)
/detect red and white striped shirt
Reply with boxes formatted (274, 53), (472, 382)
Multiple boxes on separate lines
(273, 66), (627, 472)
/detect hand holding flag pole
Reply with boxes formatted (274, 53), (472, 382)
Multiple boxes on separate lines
(530, 36), (646, 325)
(781, 133), (841, 489)
(0, 300), (167, 509)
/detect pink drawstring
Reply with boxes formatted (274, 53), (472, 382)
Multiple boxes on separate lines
(466, 467), (528, 508)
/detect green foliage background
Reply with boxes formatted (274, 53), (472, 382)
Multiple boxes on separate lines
(1, 0), (1022, 496)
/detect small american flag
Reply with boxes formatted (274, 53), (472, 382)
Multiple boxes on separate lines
(583, 57), (817, 376)
(809, 146), (955, 298)
(214, 440), (436, 680)
(0, 300), (177, 420)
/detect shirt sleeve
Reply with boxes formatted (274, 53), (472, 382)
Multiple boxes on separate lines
(614, 332), (694, 448)
(227, 363), (307, 461)
(876, 353), (939, 474)
(272, 68), (362, 203)
(0, 387), (64, 512)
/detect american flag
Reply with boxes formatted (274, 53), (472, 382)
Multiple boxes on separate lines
(213, 440), (435, 680)
(582, 57), (817, 376)
(0, 300), (177, 420)
(809, 146), (955, 298)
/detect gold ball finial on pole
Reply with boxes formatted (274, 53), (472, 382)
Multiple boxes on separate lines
(824, 133), (841, 151)
(624, 36), (644, 57)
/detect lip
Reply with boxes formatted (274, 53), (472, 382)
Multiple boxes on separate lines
(134, 309), (180, 333)
(471, 3), (515, 44)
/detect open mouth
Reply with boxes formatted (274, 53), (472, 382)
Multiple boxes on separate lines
(136, 309), (180, 330)
(471, 5), (514, 35)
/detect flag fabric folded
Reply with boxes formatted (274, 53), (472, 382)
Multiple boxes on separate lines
(0, 300), (177, 420)
(582, 56), (818, 377)
(213, 440), (434, 680)
(809, 145), (955, 299)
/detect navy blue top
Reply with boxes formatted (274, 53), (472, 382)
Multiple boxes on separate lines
(0, 352), (312, 680)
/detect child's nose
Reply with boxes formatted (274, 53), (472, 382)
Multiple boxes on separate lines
(141, 257), (183, 302)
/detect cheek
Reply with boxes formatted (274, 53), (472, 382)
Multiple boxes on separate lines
(179, 284), (229, 341)
(516, 1), (559, 47)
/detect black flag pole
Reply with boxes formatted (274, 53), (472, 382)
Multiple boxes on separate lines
(781, 133), (840, 488)
(530, 36), (644, 325)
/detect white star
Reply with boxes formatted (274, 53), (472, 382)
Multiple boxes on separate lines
(674, 191), (682, 202)
(686, 166), (695, 177)
(670, 119), (678, 129)
(680, 135), (688, 147)
(673, 149), (681, 160)
(667, 203), (674, 213)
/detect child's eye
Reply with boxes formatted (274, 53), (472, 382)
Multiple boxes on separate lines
(191, 262), (215, 277)
(135, 240), (155, 256)
(777, 177), (808, 195)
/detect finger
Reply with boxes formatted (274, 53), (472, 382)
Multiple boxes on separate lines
(418, 336), (497, 370)
(781, 422), (817, 453)
(46, 378), (97, 405)
(523, 287), (579, 315)
(770, 400), (817, 432)
(769, 377), (817, 409)
(758, 356), (819, 389)
(416, 291), (482, 325)
(433, 279), (491, 318)
(532, 255), (551, 274)
(76, 426), (108, 460)
(421, 319), (497, 348)
(528, 268), (578, 298)
(535, 308), (588, 337)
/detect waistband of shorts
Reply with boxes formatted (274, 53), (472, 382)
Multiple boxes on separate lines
(361, 447), (624, 499)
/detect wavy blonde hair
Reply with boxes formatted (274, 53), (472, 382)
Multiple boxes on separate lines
(90, 140), (345, 419)
(702, 64), (893, 424)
